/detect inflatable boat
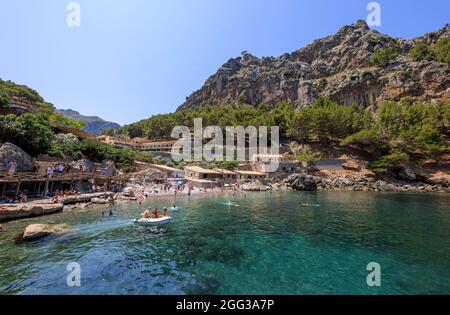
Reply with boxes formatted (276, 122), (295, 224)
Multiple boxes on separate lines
(133, 216), (173, 226)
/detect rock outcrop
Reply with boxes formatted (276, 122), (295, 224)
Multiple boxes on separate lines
(283, 172), (449, 193)
(241, 180), (271, 191)
(284, 174), (318, 191)
(0, 202), (64, 222)
(22, 224), (72, 241)
(61, 192), (114, 205)
(178, 21), (449, 110)
(0, 142), (34, 172)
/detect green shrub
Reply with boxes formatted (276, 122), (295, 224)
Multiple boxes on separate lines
(0, 87), (10, 108)
(370, 149), (410, 174)
(296, 149), (321, 163)
(432, 37), (450, 65)
(409, 42), (435, 62)
(370, 47), (398, 67)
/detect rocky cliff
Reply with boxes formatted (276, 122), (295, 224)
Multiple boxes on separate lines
(57, 109), (121, 136)
(178, 20), (449, 110)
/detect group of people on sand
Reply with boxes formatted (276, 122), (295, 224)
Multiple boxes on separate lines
(50, 189), (78, 203)
(141, 205), (176, 219)
(0, 191), (28, 204)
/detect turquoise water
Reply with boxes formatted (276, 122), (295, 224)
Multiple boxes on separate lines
(0, 191), (450, 295)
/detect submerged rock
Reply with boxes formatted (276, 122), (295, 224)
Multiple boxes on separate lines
(22, 224), (72, 241)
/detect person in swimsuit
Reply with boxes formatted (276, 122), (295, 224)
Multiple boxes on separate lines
(152, 208), (160, 218)
(142, 208), (151, 219)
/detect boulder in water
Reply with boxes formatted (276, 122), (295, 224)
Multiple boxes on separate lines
(22, 224), (72, 241)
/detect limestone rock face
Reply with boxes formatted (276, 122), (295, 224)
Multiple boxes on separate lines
(178, 21), (449, 110)
(0, 143), (34, 172)
(22, 224), (72, 241)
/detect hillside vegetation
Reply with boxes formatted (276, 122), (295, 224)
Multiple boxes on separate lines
(0, 79), (155, 172)
(111, 97), (450, 174)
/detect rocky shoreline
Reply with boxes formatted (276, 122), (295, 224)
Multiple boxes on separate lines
(1, 174), (448, 224)
(1, 171), (448, 242)
(282, 173), (450, 193)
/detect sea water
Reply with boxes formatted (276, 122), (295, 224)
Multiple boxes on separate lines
(0, 191), (449, 295)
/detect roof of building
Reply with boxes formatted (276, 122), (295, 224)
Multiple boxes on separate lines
(234, 170), (266, 176)
(184, 166), (221, 174)
(186, 178), (216, 184)
(252, 154), (284, 158)
(148, 164), (182, 173)
(213, 168), (238, 175)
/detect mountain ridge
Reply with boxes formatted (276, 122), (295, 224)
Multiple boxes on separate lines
(178, 20), (449, 111)
(57, 108), (121, 136)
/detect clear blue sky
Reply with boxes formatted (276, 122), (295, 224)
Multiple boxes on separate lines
(0, 0), (448, 125)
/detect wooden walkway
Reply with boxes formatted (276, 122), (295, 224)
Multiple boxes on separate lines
(0, 172), (128, 198)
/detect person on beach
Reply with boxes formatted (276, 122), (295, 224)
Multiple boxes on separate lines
(51, 190), (61, 203)
(18, 192), (27, 203)
(162, 208), (168, 217)
(171, 205), (177, 211)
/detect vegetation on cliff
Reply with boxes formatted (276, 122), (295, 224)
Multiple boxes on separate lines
(409, 38), (450, 65)
(114, 97), (449, 174)
(0, 79), (154, 173)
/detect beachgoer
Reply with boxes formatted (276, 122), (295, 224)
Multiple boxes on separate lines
(162, 208), (168, 217)
(46, 165), (54, 179)
(142, 208), (151, 219)
(18, 192), (28, 203)
(152, 208), (160, 219)
(108, 196), (115, 207)
(7, 160), (17, 174)
(57, 164), (64, 175)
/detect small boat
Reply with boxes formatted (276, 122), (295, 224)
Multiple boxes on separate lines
(133, 217), (173, 226)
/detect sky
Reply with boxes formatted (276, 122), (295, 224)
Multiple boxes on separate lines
(0, 0), (448, 125)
